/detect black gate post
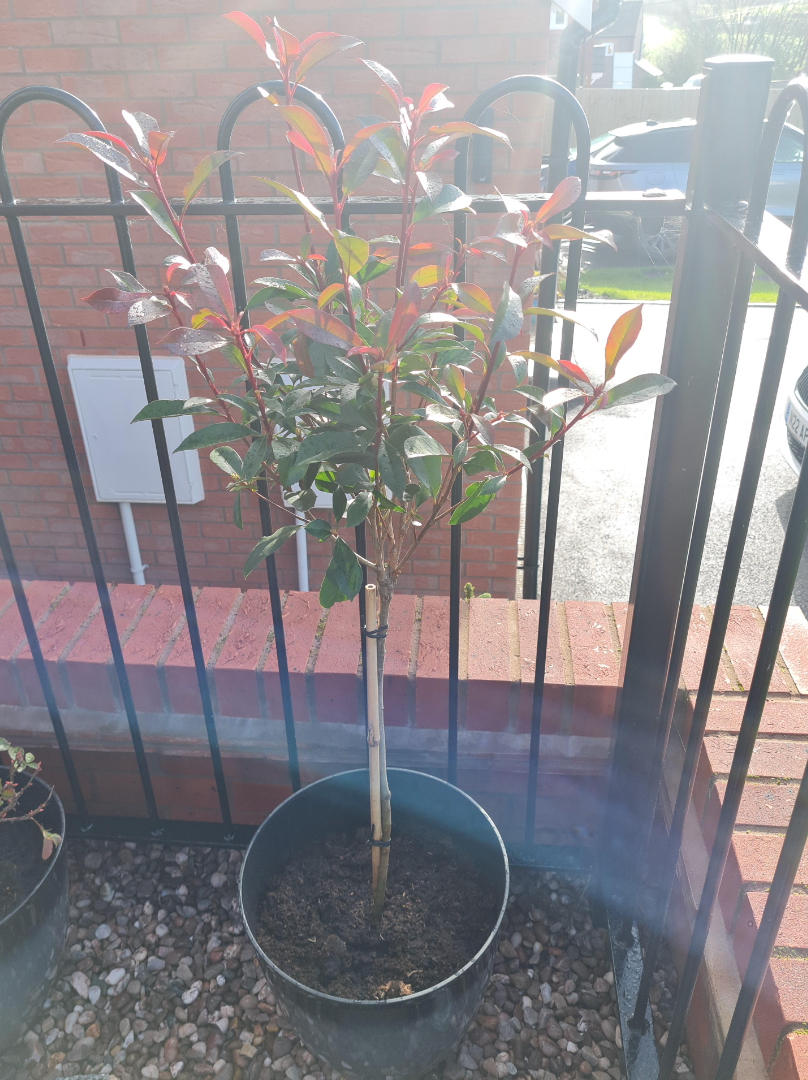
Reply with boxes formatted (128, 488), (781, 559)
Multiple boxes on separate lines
(600, 55), (773, 920)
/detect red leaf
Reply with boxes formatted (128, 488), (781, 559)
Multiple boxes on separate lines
(82, 287), (150, 313)
(290, 309), (362, 349)
(558, 359), (593, 389)
(294, 32), (362, 82)
(82, 130), (137, 159)
(535, 175), (582, 223)
(417, 83), (450, 114)
(387, 282), (422, 350)
(361, 59), (406, 107)
(147, 129), (173, 167)
(269, 19), (299, 65)
(252, 325), (287, 361)
(605, 304), (642, 380)
(224, 11), (277, 63)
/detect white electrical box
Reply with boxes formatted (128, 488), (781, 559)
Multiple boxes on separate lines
(67, 355), (204, 505)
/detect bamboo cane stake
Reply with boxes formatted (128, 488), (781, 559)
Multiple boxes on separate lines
(365, 584), (383, 901)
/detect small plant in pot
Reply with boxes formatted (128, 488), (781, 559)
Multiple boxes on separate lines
(63, 15), (674, 1076)
(0, 739), (67, 1056)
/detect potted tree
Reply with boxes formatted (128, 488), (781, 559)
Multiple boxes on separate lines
(0, 739), (67, 1056)
(64, 16), (674, 1076)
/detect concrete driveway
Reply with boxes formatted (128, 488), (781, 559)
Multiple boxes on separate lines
(531, 299), (808, 613)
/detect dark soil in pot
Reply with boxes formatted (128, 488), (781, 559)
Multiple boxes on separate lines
(0, 817), (50, 921)
(255, 822), (500, 1000)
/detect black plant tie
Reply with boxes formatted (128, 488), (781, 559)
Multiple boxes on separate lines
(368, 836), (392, 848)
(362, 624), (388, 640)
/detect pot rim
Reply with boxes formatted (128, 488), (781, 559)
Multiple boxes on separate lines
(239, 766), (509, 1009)
(0, 767), (66, 931)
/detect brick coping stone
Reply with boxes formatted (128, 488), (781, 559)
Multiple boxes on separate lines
(2, 579), (808, 1080)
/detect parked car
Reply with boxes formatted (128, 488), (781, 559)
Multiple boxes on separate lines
(550, 118), (804, 263)
(783, 366), (808, 475)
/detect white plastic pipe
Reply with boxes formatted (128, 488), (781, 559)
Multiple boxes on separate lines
(296, 522), (309, 592)
(119, 502), (148, 586)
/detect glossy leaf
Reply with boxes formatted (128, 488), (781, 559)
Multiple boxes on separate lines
(412, 183), (473, 223)
(243, 525), (300, 578)
(252, 176), (329, 231)
(418, 83), (453, 114)
(224, 11), (278, 63)
(377, 440), (407, 499)
(129, 189), (183, 247)
(605, 304), (642, 380)
(294, 31), (361, 81)
(82, 286), (150, 313)
(600, 373), (676, 410)
(411, 264), (442, 287)
(210, 445), (244, 478)
(258, 248), (298, 264)
(291, 309), (362, 349)
(456, 283), (493, 313)
(273, 104), (334, 176)
(425, 121), (512, 150)
(361, 59), (406, 107)
(243, 436), (267, 479)
(57, 133), (147, 187)
(333, 231), (369, 276)
(443, 365), (466, 405)
(127, 297), (171, 326)
(317, 282), (345, 308)
(449, 475), (506, 524)
(296, 429), (363, 467)
(182, 151), (242, 214)
(159, 327), (229, 356)
(404, 433), (447, 458)
(523, 307), (598, 338)
(326, 538), (363, 601)
(132, 398), (214, 422)
(346, 490), (372, 526)
(174, 422), (253, 453)
(490, 285), (523, 345)
(535, 175), (582, 222)
(306, 518), (332, 541)
(409, 454), (442, 495)
(122, 110), (159, 156)
(542, 387), (585, 411)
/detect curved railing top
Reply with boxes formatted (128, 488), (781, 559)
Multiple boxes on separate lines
(0, 85), (127, 207)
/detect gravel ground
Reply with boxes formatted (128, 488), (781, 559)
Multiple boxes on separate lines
(4, 842), (694, 1080)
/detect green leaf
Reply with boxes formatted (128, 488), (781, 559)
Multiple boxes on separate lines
(524, 307), (598, 338)
(508, 353), (528, 386)
(210, 445), (244, 478)
(319, 568), (346, 608)
(377, 440), (407, 499)
(243, 525), (300, 578)
(490, 284), (523, 345)
(129, 189), (183, 247)
(182, 151), (242, 214)
(306, 518), (332, 541)
(131, 398), (214, 422)
(404, 433), (447, 458)
(463, 448), (500, 475)
(57, 133), (147, 187)
(173, 422), (253, 453)
(412, 183), (474, 223)
(242, 436), (267, 479)
(333, 230), (369, 276)
(233, 493), (243, 529)
(601, 373), (676, 410)
(452, 439), (468, 467)
(296, 429), (366, 467)
(252, 176), (329, 231)
(410, 454), (442, 495)
(329, 538), (363, 600)
(449, 475), (506, 525)
(346, 490), (372, 526)
(333, 488), (347, 523)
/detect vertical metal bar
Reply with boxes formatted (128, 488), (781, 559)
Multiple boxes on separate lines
(659, 428), (808, 1080)
(0, 87), (160, 825)
(0, 507), (89, 825)
(713, 756), (808, 1080)
(257, 487), (301, 792)
(601, 56), (773, 919)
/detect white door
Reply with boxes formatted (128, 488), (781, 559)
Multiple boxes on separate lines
(613, 52), (634, 89)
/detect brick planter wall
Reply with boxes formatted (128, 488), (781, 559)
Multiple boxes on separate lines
(2, 581), (808, 1076)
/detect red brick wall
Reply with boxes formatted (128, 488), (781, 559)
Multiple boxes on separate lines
(0, 0), (560, 597)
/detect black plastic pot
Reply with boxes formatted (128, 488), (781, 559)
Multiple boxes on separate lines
(240, 768), (509, 1080)
(0, 768), (68, 1055)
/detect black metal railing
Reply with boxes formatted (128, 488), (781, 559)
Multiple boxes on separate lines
(2, 53), (808, 1080)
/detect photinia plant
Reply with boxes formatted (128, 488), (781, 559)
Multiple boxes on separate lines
(0, 739), (62, 860)
(64, 13), (675, 925)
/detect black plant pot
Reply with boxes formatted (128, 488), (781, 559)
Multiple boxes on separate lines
(240, 768), (509, 1080)
(0, 767), (68, 1055)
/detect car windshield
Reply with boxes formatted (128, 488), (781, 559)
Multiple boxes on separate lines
(596, 127), (694, 164)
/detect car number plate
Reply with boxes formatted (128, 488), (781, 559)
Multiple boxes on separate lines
(787, 402), (808, 447)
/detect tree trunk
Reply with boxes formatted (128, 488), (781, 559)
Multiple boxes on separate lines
(369, 570), (394, 925)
